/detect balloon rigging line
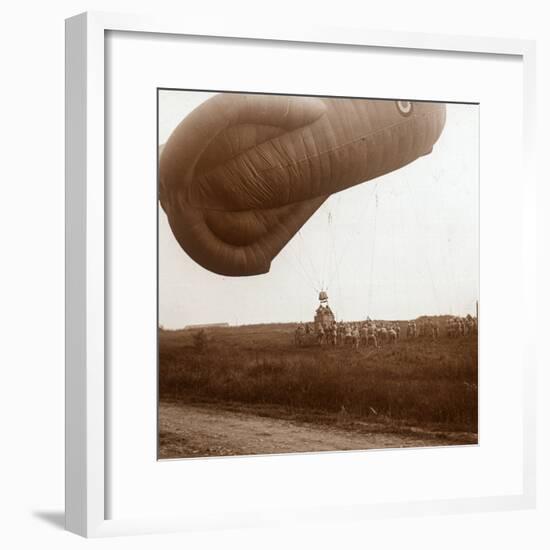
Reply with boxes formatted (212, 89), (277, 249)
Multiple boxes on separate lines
(446, 192), (460, 316)
(406, 177), (441, 314)
(320, 207), (334, 291)
(367, 190), (379, 314)
(390, 182), (399, 306)
(281, 235), (320, 293)
(297, 230), (323, 290)
(325, 181), (380, 293)
(325, 193), (344, 295)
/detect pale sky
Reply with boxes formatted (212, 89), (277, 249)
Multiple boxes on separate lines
(158, 91), (479, 328)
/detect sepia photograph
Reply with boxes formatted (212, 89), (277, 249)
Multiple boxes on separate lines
(157, 90), (479, 459)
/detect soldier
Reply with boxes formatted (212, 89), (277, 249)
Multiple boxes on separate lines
(351, 325), (360, 349)
(388, 327), (397, 344)
(316, 324), (325, 346)
(452, 317), (459, 338)
(465, 314), (472, 335)
(294, 323), (305, 346)
(344, 323), (353, 347)
(337, 322), (345, 346)
(430, 320), (439, 341)
(419, 321), (425, 338)
(367, 322), (378, 348)
(330, 323), (338, 346)
(395, 323), (401, 339)
(360, 324), (368, 347)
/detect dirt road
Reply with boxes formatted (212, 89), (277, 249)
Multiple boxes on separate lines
(159, 401), (475, 459)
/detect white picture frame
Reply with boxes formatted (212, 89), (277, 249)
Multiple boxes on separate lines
(65, 11), (537, 538)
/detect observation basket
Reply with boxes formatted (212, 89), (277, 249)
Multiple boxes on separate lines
(314, 291), (335, 327)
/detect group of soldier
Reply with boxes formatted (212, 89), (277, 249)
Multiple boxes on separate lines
(445, 315), (477, 337)
(406, 320), (439, 340)
(294, 314), (477, 348)
(404, 315), (477, 340)
(295, 320), (400, 349)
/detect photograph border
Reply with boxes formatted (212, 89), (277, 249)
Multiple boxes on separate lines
(155, 87), (481, 462)
(65, 11), (536, 537)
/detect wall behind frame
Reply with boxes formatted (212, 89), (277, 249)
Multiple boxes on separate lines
(0, 1), (548, 549)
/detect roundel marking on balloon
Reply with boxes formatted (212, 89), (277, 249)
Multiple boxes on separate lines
(396, 100), (413, 116)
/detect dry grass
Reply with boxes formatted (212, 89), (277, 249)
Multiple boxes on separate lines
(159, 320), (478, 434)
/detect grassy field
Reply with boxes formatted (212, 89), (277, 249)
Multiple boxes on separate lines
(159, 318), (478, 435)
